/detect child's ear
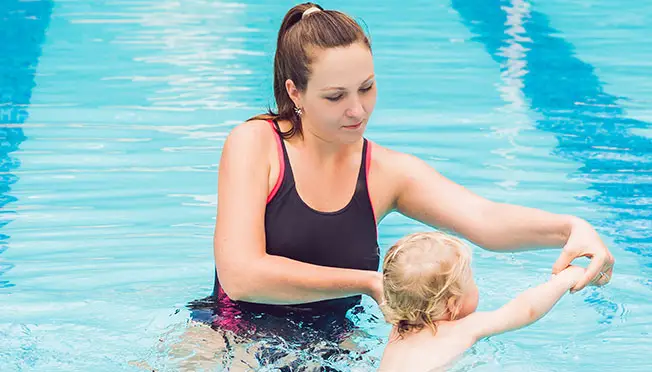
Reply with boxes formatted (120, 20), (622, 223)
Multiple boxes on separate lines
(446, 296), (461, 320)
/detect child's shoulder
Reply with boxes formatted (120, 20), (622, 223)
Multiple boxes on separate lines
(420, 320), (479, 350)
(445, 312), (494, 341)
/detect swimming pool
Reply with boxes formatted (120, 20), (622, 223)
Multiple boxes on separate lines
(1, 0), (650, 370)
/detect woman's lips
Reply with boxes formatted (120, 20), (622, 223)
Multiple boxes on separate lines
(343, 120), (363, 129)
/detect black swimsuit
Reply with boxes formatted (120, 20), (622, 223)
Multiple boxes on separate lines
(212, 119), (380, 315)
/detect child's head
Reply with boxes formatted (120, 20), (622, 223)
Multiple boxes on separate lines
(381, 231), (479, 336)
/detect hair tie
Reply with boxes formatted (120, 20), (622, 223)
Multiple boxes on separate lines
(302, 7), (321, 19)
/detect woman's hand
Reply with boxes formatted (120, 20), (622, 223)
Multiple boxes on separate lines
(551, 217), (615, 292)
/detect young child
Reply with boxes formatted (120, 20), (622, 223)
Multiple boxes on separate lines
(378, 231), (589, 371)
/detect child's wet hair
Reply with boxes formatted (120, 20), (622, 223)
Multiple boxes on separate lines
(381, 231), (473, 337)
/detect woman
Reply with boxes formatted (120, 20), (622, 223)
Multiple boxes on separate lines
(187, 2), (614, 368)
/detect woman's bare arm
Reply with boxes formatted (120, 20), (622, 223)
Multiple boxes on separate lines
(384, 149), (613, 290)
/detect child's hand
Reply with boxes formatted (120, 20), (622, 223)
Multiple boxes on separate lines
(553, 265), (586, 289)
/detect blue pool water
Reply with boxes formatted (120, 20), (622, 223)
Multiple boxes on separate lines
(1, 0), (650, 371)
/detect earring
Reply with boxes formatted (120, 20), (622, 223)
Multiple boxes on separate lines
(294, 106), (303, 116)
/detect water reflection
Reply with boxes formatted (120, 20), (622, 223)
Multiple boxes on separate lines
(0, 0), (54, 288)
(452, 0), (651, 322)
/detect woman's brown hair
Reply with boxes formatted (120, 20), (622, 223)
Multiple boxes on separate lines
(248, 3), (371, 138)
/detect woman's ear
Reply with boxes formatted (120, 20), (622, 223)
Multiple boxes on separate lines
(285, 79), (302, 108)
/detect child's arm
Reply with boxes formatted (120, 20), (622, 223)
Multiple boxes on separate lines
(459, 265), (586, 341)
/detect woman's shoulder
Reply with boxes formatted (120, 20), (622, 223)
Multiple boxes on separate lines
(365, 140), (429, 214)
(366, 139), (442, 198)
(222, 119), (277, 154)
(226, 119), (276, 143)
(218, 119), (280, 178)
(366, 140), (422, 176)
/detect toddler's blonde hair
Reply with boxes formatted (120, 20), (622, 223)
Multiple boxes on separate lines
(380, 231), (473, 337)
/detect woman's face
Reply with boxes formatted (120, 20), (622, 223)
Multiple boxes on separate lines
(288, 41), (377, 144)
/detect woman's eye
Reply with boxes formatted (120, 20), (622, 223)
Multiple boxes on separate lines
(325, 95), (343, 102)
(360, 84), (374, 92)
(324, 83), (373, 101)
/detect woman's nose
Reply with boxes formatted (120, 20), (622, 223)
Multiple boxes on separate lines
(346, 97), (365, 118)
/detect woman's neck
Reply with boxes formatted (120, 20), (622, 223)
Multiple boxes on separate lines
(284, 121), (362, 166)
